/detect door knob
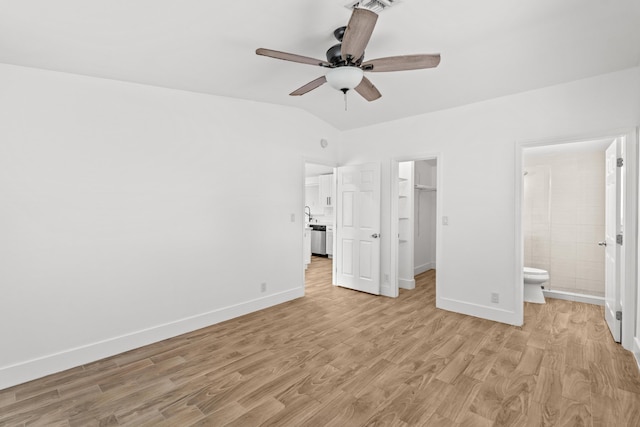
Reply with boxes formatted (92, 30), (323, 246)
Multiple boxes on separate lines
(371, 233), (380, 238)
(598, 241), (607, 247)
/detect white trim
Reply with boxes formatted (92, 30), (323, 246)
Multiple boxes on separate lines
(414, 262), (435, 276)
(437, 296), (520, 325)
(399, 278), (416, 290)
(389, 160), (400, 297)
(633, 337), (640, 373)
(621, 129), (638, 351)
(543, 290), (605, 306)
(0, 287), (304, 391)
(514, 144), (525, 326)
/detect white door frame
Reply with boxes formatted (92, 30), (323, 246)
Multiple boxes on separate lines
(303, 158), (337, 287)
(390, 154), (443, 298)
(515, 128), (638, 350)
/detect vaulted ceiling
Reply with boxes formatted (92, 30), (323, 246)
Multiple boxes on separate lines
(1, 0), (639, 130)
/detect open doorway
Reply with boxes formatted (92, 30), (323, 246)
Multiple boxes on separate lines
(304, 161), (336, 287)
(391, 156), (441, 298)
(516, 130), (637, 349)
(522, 138), (613, 305)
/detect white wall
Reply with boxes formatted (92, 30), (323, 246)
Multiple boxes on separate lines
(0, 64), (339, 389)
(339, 67), (640, 326)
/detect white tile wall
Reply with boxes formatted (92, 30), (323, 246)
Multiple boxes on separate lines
(524, 149), (605, 296)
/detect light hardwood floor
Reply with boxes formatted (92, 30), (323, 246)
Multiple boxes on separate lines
(2, 256), (640, 426)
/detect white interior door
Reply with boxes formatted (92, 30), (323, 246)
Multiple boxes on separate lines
(336, 163), (381, 295)
(604, 140), (621, 342)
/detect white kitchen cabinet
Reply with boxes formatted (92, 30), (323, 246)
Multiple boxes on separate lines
(303, 226), (312, 268)
(326, 225), (333, 258)
(319, 174), (334, 208)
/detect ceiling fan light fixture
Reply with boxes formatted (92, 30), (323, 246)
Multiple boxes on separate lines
(325, 66), (364, 92)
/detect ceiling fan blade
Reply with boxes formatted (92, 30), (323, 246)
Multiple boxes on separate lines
(256, 48), (331, 67)
(341, 8), (378, 62)
(354, 76), (381, 102)
(290, 76), (327, 96)
(362, 54), (441, 72)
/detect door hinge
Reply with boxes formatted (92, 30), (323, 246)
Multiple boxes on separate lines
(616, 311), (622, 321)
(617, 157), (624, 167)
(617, 234), (623, 245)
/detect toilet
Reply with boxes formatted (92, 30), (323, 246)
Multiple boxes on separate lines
(523, 267), (548, 304)
(524, 267), (550, 285)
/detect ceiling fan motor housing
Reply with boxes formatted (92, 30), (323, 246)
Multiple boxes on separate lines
(326, 41), (364, 66)
(326, 44), (343, 65)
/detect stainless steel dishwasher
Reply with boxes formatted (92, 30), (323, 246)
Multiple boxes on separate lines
(310, 225), (327, 255)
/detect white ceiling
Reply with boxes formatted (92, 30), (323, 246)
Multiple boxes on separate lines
(306, 163), (334, 177)
(526, 138), (614, 156)
(1, 0), (639, 130)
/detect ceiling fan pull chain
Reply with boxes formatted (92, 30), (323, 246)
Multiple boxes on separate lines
(344, 89), (348, 111)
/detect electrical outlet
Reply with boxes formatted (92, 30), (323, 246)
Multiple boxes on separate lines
(491, 293), (499, 304)
(261, 282), (267, 293)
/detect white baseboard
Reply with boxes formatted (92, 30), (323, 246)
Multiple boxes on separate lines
(399, 278), (415, 290)
(437, 296), (520, 326)
(414, 262), (435, 276)
(0, 287), (304, 391)
(542, 289), (605, 306)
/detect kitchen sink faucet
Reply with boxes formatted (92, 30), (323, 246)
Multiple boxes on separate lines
(305, 206), (312, 222)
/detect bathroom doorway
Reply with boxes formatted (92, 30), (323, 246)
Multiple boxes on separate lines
(516, 129), (637, 349)
(391, 156), (440, 298)
(523, 139), (611, 303)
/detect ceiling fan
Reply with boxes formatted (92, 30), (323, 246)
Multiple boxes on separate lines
(256, 7), (440, 103)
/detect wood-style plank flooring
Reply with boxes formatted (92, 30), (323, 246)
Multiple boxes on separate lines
(2, 256), (640, 426)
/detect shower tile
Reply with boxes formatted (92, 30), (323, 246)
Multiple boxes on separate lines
(551, 241), (577, 261)
(549, 275), (576, 290)
(551, 209), (578, 225)
(533, 212), (551, 224)
(577, 243), (604, 263)
(532, 223), (551, 235)
(580, 185), (605, 207)
(577, 205), (604, 225)
(576, 261), (604, 280)
(575, 278), (605, 295)
(532, 239), (551, 258)
(531, 257), (551, 271)
(550, 259), (576, 278)
(577, 225), (604, 244)
(551, 225), (578, 242)
(551, 285), (576, 293)
(551, 191), (579, 209)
